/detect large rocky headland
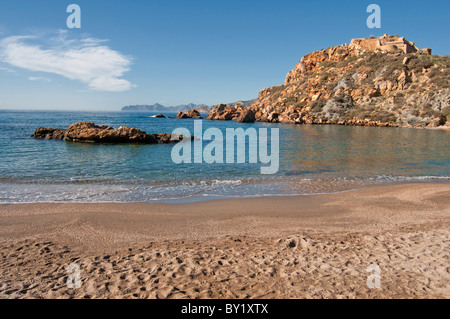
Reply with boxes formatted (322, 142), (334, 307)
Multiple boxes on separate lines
(207, 35), (449, 128)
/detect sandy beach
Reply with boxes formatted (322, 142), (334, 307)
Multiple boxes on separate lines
(0, 183), (449, 299)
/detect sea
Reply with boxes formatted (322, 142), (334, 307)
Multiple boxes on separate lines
(0, 110), (449, 203)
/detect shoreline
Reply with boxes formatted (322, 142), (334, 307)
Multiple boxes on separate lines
(1, 178), (449, 205)
(1, 182), (449, 299)
(1, 182), (449, 249)
(2, 109), (450, 130)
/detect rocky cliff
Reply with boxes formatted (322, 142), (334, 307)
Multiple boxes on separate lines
(176, 109), (203, 119)
(211, 35), (450, 128)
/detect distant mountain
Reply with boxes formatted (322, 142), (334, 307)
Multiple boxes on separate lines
(121, 100), (256, 113)
(122, 103), (210, 113)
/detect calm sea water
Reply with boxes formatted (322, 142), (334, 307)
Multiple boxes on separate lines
(0, 110), (449, 203)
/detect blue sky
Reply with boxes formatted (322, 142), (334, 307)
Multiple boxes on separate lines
(0, 0), (448, 111)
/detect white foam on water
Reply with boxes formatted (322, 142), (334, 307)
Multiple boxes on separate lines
(0, 174), (448, 204)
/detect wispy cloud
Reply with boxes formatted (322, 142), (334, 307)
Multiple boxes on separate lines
(28, 76), (52, 82)
(0, 31), (134, 92)
(0, 65), (18, 74)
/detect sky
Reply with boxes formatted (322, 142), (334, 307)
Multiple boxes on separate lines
(0, 0), (448, 111)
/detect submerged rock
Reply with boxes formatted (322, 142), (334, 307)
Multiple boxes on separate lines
(31, 122), (187, 144)
(31, 128), (66, 140)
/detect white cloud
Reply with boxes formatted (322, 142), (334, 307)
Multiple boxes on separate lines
(0, 65), (18, 74)
(28, 76), (52, 82)
(0, 31), (134, 92)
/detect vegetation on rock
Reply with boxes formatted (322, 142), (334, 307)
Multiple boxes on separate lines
(208, 35), (450, 128)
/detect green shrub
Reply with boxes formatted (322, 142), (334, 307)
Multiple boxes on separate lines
(320, 61), (337, 69)
(430, 55), (450, 68)
(408, 56), (433, 72)
(326, 80), (339, 91)
(320, 74), (329, 82)
(421, 104), (440, 118)
(394, 94), (406, 108)
(371, 110), (397, 123)
(284, 96), (298, 105)
(428, 72), (450, 88)
(442, 105), (450, 117)
(310, 98), (327, 113)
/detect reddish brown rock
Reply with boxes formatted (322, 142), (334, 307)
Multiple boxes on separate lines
(64, 122), (150, 143)
(207, 104), (255, 122)
(176, 109), (203, 119)
(31, 122), (186, 144)
(235, 108), (255, 123)
(206, 104), (238, 121)
(206, 35), (446, 128)
(247, 35), (447, 128)
(31, 128), (66, 140)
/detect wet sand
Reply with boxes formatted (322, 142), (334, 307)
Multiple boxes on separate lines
(0, 183), (449, 299)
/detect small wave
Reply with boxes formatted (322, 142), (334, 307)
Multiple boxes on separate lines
(182, 179), (244, 186)
(0, 175), (448, 204)
(366, 175), (450, 182)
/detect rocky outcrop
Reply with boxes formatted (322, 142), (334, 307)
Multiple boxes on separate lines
(235, 108), (255, 123)
(31, 128), (66, 140)
(208, 35), (449, 128)
(31, 122), (187, 144)
(64, 122), (150, 143)
(206, 104), (239, 121)
(176, 109), (203, 119)
(154, 114), (166, 118)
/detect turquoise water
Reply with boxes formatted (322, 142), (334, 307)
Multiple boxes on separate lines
(0, 110), (449, 203)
